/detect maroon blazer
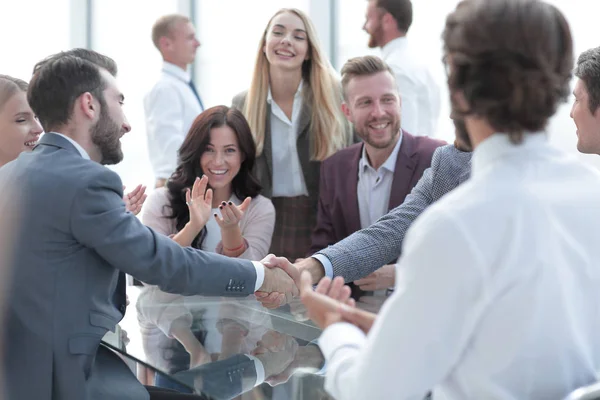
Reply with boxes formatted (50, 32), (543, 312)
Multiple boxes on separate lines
(309, 130), (445, 256)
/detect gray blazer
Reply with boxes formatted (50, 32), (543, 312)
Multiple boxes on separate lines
(1, 133), (258, 400)
(318, 144), (472, 282)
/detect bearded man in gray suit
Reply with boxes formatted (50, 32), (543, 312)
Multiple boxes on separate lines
(0, 49), (295, 400)
(257, 119), (472, 308)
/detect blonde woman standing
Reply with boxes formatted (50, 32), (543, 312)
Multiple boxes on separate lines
(233, 8), (352, 261)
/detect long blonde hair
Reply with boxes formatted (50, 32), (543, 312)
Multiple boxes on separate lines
(243, 8), (350, 161)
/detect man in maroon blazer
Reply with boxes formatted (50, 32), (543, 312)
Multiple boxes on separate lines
(309, 55), (445, 293)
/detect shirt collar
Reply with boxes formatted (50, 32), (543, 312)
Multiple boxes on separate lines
(51, 132), (91, 160)
(359, 130), (403, 174)
(267, 80), (303, 105)
(162, 61), (191, 83)
(381, 36), (408, 60)
(472, 132), (548, 177)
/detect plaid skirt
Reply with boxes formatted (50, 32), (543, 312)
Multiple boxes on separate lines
(270, 196), (316, 261)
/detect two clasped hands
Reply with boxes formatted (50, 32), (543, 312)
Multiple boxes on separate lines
(255, 255), (377, 335)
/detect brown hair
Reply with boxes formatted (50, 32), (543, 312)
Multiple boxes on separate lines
(575, 47), (600, 114)
(0, 75), (27, 113)
(28, 49), (117, 133)
(166, 106), (262, 248)
(443, 0), (573, 144)
(374, 0), (413, 33)
(151, 14), (190, 49)
(340, 55), (396, 101)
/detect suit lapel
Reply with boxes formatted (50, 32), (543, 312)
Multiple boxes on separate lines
(388, 131), (417, 210)
(345, 145), (363, 234)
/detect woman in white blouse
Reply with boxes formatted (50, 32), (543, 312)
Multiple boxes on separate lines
(232, 8), (352, 261)
(142, 105), (275, 259)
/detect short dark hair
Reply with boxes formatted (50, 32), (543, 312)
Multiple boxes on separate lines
(166, 106), (262, 248)
(443, 0), (573, 144)
(341, 55), (396, 101)
(575, 47), (600, 114)
(375, 0), (413, 33)
(28, 49), (117, 132)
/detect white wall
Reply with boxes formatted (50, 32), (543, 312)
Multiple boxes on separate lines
(2, 0), (599, 190)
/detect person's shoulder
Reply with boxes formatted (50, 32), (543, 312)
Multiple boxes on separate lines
(245, 194), (275, 220)
(250, 194), (275, 211)
(432, 144), (472, 165)
(322, 143), (363, 167)
(405, 131), (446, 153)
(146, 186), (170, 207)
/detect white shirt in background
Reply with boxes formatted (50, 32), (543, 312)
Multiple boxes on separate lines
(267, 81), (309, 197)
(357, 133), (403, 229)
(144, 61), (203, 180)
(320, 133), (600, 400)
(382, 37), (441, 138)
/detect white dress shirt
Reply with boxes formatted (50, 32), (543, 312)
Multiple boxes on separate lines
(357, 134), (403, 229)
(267, 81), (309, 197)
(144, 61), (203, 180)
(382, 37), (441, 137)
(319, 133), (600, 400)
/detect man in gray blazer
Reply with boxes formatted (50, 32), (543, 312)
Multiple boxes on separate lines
(256, 120), (472, 308)
(1, 49), (295, 399)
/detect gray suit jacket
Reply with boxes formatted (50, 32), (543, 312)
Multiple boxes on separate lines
(2, 133), (258, 400)
(317, 144), (472, 281)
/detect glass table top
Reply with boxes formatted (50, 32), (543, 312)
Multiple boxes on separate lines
(105, 284), (387, 399)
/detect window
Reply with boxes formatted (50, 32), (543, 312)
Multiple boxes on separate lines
(91, 0), (179, 188)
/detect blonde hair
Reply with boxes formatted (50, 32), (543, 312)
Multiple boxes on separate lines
(243, 8), (350, 161)
(151, 14), (190, 49)
(0, 75), (27, 113)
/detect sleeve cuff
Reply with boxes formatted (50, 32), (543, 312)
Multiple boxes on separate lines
(245, 354), (265, 386)
(312, 254), (334, 279)
(252, 261), (265, 291)
(319, 322), (367, 361)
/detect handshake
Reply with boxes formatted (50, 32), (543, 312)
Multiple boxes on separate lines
(255, 254), (377, 333)
(255, 254), (306, 309)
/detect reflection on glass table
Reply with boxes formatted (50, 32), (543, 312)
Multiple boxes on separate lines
(125, 285), (348, 399)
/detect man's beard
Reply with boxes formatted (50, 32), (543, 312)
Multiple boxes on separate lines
(90, 106), (123, 165)
(367, 21), (384, 48)
(356, 117), (401, 149)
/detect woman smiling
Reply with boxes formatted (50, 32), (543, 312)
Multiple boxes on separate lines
(142, 105), (275, 260)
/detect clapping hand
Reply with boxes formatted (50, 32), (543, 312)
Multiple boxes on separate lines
(214, 197), (251, 229)
(299, 272), (355, 330)
(186, 175), (213, 232)
(123, 184), (147, 215)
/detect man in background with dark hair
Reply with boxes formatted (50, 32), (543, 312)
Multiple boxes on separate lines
(363, 0), (440, 137)
(572, 46), (600, 154)
(0, 48), (295, 400)
(298, 0), (600, 399)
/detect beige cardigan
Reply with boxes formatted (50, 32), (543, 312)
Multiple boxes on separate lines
(141, 187), (275, 261)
